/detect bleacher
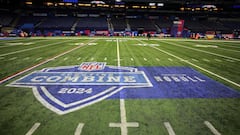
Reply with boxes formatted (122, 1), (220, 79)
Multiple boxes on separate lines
(128, 18), (156, 31)
(75, 17), (108, 31)
(0, 13), (16, 27)
(111, 17), (127, 31)
(37, 16), (76, 30)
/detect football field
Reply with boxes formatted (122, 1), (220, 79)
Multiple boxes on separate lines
(0, 37), (240, 135)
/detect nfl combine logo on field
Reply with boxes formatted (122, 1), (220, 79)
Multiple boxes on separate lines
(8, 62), (153, 115)
(8, 62), (240, 115)
(79, 62), (106, 71)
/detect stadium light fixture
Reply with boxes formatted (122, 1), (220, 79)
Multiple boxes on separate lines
(157, 3), (164, 7)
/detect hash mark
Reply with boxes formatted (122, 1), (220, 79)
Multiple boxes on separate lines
(74, 123), (84, 135)
(204, 121), (221, 135)
(25, 123), (41, 135)
(164, 122), (176, 135)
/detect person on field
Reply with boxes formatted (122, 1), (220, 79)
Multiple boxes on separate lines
(147, 32), (151, 40)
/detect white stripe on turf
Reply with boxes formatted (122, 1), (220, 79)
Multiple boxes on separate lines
(74, 123), (84, 135)
(0, 39), (72, 57)
(138, 39), (240, 88)
(160, 40), (240, 62)
(0, 39), (95, 84)
(203, 59), (210, 62)
(25, 123), (41, 135)
(63, 57), (68, 61)
(109, 38), (139, 135)
(9, 57), (17, 60)
(24, 57), (30, 60)
(164, 122), (176, 135)
(191, 58), (199, 62)
(36, 57), (42, 61)
(215, 59), (222, 62)
(168, 58), (173, 61)
(204, 121), (221, 135)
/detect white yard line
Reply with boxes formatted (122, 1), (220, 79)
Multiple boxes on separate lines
(151, 46), (240, 88)
(160, 40), (240, 62)
(204, 121), (221, 135)
(109, 38), (139, 135)
(136, 39), (240, 88)
(25, 123), (41, 135)
(0, 39), (72, 57)
(0, 39), (49, 48)
(0, 40), (94, 84)
(217, 47), (240, 53)
(164, 122), (176, 135)
(74, 123), (84, 135)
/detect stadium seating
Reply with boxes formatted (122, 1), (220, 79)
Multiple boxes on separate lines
(128, 18), (157, 31)
(0, 13), (16, 27)
(37, 16), (76, 30)
(75, 17), (108, 31)
(111, 17), (127, 31)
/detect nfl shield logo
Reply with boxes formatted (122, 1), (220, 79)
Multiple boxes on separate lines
(79, 62), (106, 71)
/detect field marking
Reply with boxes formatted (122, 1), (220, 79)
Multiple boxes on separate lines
(0, 39), (95, 84)
(204, 121), (221, 135)
(164, 122), (176, 135)
(25, 123), (41, 135)
(215, 59), (222, 62)
(9, 57), (17, 60)
(168, 58), (173, 61)
(0, 39), (49, 48)
(191, 58), (199, 62)
(137, 39), (240, 88)
(218, 47), (240, 53)
(156, 58), (160, 61)
(144, 58), (147, 61)
(74, 123), (84, 135)
(36, 57), (42, 61)
(63, 57), (68, 61)
(77, 57), (81, 60)
(0, 39), (72, 57)
(24, 57), (30, 60)
(194, 44), (218, 48)
(225, 59), (235, 62)
(160, 40), (240, 62)
(109, 38), (139, 135)
(203, 59), (210, 62)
